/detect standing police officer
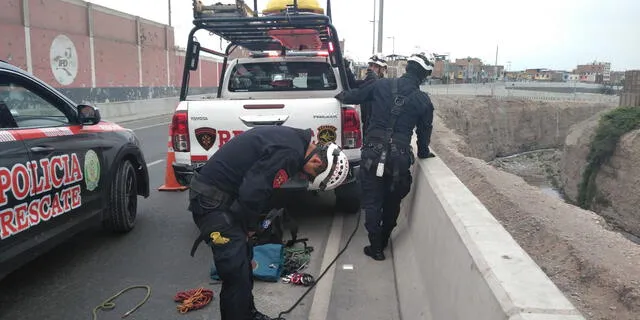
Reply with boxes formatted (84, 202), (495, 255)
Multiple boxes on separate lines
(334, 53), (436, 261)
(358, 55), (387, 134)
(188, 126), (349, 320)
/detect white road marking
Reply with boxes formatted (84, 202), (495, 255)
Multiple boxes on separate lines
(342, 264), (354, 270)
(146, 160), (164, 168)
(308, 213), (344, 320)
(132, 121), (171, 131)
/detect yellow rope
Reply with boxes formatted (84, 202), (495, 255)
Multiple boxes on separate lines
(92, 285), (151, 319)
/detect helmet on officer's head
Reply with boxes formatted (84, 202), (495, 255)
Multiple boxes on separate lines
(308, 142), (349, 191)
(368, 55), (386, 68)
(407, 53), (434, 77)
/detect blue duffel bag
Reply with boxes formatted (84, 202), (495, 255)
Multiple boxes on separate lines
(210, 243), (285, 282)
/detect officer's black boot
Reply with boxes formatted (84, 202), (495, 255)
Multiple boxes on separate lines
(381, 229), (392, 250)
(364, 233), (385, 261)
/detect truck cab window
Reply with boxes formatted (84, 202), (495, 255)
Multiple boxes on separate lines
(228, 61), (337, 92)
(0, 81), (70, 129)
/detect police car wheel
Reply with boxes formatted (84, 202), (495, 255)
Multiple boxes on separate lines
(103, 160), (138, 233)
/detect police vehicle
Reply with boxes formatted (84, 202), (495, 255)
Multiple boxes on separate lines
(0, 61), (150, 280)
(172, 0), (362, 213)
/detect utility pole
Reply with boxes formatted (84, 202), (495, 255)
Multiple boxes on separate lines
(492, 44), (498, 96)
(376, 0), (384, 55)
(168, 0), (172, 26)
(371, 0), (376, 55)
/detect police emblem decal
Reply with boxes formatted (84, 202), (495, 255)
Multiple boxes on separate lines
(84, 149), (100, 192)
(273, 169), (289, 188)
(195, 127), (217, 151)
(317, 125), (337, 144)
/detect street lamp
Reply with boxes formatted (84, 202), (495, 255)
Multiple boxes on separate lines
(387, 36), (395, 55)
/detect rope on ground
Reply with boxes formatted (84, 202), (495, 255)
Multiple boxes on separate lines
(174, 287), (215, 313)
(282, 245), (313, 275)
(92, 285), (151, 320)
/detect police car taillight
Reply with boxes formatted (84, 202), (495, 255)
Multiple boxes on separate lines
(341, 107), (362, 149)
(171, 111), (190, 152)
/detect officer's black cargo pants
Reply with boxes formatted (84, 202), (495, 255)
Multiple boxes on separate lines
(191, 195), (256, 320)
(360, 147), (414, 250)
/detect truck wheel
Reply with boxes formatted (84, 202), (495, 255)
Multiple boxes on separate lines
(104, 160), (138, 233)
(335, 196), (361, 214)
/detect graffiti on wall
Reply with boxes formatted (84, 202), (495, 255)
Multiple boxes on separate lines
(49, 34), (78, 86)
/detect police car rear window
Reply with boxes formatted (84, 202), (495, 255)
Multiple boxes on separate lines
(228, 62), (337, 92)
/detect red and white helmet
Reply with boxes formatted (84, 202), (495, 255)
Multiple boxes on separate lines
(309, 142), (350, 191)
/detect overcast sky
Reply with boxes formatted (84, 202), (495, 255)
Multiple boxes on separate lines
(86, 0), (640, 71)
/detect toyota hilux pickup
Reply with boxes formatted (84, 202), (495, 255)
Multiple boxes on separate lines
(170, 0), (362, 212)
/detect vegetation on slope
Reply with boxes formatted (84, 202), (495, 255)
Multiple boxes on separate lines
(577, 106), (640, 209)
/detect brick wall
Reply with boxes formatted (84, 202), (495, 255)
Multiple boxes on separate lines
(0, 0), (221, 103)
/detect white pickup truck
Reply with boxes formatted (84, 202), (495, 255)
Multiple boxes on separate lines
(169, 2), (362, 212)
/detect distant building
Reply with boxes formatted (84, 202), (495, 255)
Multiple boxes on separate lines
(574, 61), (611, 83)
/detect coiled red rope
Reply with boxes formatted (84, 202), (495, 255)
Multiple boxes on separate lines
(174, 288), (215, 313)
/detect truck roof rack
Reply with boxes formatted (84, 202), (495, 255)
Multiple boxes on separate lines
(191, 0), (336, 52)
(181, 0), (349, 100)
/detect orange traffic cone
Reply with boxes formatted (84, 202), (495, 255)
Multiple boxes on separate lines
(159, 136), (188, 192)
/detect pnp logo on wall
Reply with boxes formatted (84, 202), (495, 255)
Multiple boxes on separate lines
(50, 34), (78, 86)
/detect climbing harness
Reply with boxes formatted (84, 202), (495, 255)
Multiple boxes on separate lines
(174, 287), (215, 313)
(275, 208), (362, 320)
(91, 285), (151, 320)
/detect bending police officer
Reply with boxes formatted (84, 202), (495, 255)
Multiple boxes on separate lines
(334, 53), (436, 261)
(188, 126), (350, 320)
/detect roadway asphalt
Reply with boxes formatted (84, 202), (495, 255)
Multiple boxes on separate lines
(0, 115), (395, 320)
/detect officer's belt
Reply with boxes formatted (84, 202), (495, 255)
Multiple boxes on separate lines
(365, 130), (411, 147)
(189, 171), (235, 206)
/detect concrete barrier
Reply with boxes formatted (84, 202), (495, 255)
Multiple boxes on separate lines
(392, 154), (585, 320)
(95, 96), (180, 123)
(95, 94), (215, 123)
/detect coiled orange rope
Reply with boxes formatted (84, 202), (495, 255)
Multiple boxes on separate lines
(174, 288), (215, 313)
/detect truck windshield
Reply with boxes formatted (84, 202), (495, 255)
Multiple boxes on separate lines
(228, 61), (337, 92)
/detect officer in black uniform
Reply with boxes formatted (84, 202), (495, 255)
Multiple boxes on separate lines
(334, 53), (436, 261)
(188, 126), (349, 320)
(357, 55), (388, 135)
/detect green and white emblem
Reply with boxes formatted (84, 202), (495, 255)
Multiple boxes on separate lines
(84, 149), (101, 191)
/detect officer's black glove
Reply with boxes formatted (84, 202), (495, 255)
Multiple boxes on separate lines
(418, 147), (436, 159)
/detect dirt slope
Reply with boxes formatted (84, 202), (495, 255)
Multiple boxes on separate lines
(430, 111), (640, 320)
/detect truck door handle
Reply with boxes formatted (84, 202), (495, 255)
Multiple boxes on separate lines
(30, 146), (55, 153)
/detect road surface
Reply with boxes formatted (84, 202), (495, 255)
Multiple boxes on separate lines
(0, 115), (399, 320)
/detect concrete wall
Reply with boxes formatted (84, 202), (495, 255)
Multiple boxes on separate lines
(0, 0), (220, 104)
(392, 154), (585, 320)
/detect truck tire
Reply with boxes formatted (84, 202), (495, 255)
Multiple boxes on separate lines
(103, 160), (138, 233)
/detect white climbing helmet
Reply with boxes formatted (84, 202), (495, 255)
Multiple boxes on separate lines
(407, 53), (434, 74)
(308, 142), (350, 191)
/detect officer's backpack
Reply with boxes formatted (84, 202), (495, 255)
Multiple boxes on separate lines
(252, 208), (307, 248)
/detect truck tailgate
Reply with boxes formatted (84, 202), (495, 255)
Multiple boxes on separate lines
(186, 98), (342, 163)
